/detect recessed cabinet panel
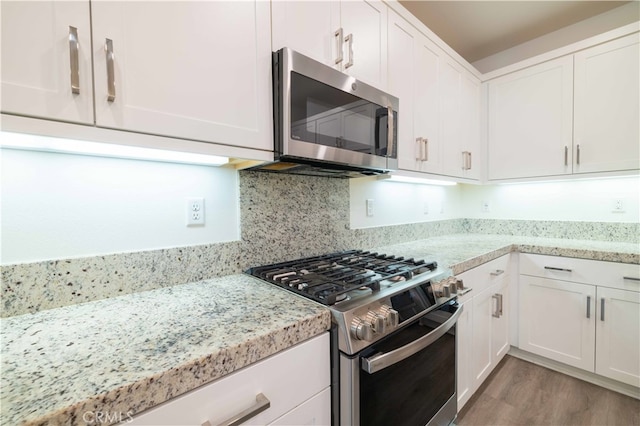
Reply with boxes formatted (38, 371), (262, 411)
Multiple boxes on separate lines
(0, 1), (93, 124)
(574, 33), (640, 174)
(595, 287), (640, 387)
(488, 56), (574, 180)
(92, 1), (272, 150)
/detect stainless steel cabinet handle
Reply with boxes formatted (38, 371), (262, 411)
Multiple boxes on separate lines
(69, 26), (80, 94)
(423, 138), (429, 161)
(544, 266), (572, 272)
(623, 276), (640, 281)
(490, 269), (505, 276)
(387, 106), (394, 158)
(416, 137), (423, 161)
(564, 146), (568, 166)
(468, 151), (472, 170)
(586, 295), (591, 319)
(576, 144), (581, 165)
(344, 33), (354, 69)
(334, 28), (343, 64)
(462, 151), (472, 170)
(206, 393), (271, 426)
(362, 306), (463, 374)
(105, 38), (116, 102)
(601, 298), (605, 321)
(492, 294), (503, 318)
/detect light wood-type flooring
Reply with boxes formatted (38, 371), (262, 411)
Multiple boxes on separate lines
(456, 355), (640, 426)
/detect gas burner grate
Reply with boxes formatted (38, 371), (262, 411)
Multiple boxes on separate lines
(246, 250), (438, 305)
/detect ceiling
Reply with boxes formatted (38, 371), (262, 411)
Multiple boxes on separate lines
(398, 1), (633, 64)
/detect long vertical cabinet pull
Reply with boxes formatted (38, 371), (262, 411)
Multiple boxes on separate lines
(423, 139), (429, 161)
(576, 144), (581, 165)
(462, 151), (472, 170)
(600, 298), (605, 321)
(105, 39), (116, 102)
(334, 28), (344, 65)
(564, 146), (568, 166)
(586, 296), (591, 318)
(416, 137), (424, 161)
(492, 294), (503, 318)
(344, 34), (354, 69)
(69, 26), (80, 94)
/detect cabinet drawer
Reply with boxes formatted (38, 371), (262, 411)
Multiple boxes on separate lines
(520, 254), (640, 291)
(128, 333), (330, 426)
(458, 254), (511, 297)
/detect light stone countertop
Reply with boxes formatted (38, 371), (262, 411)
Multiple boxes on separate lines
(374, 234), (639, 275)
(0, 275), (331, 426)
(2, 233), (638, 426)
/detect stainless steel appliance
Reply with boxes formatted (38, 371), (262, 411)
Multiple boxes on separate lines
(246, 250), (467, 426)
(252, 48), (398, 178)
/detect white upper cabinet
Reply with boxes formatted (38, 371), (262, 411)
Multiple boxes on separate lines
(487, 56), (574, 180)
(440, 58), (481, 180)
(573, 33), (640, 174)
(91, 1), (272, 151)
(272, 0), (387, 89)
(1, 1), (93, 124)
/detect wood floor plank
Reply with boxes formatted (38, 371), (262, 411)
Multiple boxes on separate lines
(457, 355), (640, 426)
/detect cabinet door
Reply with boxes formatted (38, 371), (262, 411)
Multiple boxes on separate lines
(574, 33), (640, 174)
(487, 56), (573, 180)
(518, 276), (595, 371)
(458, 73), (481, 180)
(0, 1), (93, 124)
(271, 1), (340, 67)
(91, 1), (272, 151)
(456, 298), (473, 411)
(340, 0), (387, 88)
(471, 287), (494, 389)
(388, 10), (416, 172)
(412, 34), (443, 174)
(595, 287), (640, 387)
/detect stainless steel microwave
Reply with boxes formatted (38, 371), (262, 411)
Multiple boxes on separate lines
(257, 47), (398, 178)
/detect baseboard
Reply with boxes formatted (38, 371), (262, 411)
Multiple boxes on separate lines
(508, 347), (640, 400)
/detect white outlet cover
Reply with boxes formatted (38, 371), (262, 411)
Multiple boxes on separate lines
(187, 197), (205, 226)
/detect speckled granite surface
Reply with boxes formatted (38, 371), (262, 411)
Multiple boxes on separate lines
(375, 234), (640, 275)
(0, 275), (331, 426)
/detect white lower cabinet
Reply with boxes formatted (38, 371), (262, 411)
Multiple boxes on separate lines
(127, 333), (330, 426)
(519, 254), (640, 388)
(456, 254), (511, 411)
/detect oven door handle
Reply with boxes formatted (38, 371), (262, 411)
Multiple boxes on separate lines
(361, 305), (463, 374)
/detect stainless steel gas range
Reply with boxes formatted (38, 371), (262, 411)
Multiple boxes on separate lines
(247, 250), (468, 426)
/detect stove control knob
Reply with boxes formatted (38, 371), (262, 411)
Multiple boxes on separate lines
(366, 311), (386, 334)
(351, 317), (373, 341)
(379, 305), (399, 328)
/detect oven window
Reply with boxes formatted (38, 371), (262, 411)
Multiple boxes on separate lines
(359, 309), (456, 426)
(290, 72), (395, 157)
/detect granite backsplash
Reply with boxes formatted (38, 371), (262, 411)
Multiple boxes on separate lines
(2, 171), (638, 317)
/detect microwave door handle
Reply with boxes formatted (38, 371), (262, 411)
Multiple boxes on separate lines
(361, 305), (462, 374)
(387, 106), (394, 158)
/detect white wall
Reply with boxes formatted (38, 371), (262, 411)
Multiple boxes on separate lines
(349, 177), (464, 228)
(461, 176), (640, 223)
(1, 146), (239, 264)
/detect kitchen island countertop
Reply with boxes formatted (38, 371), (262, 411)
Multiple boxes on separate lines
(2, 233), (638, 425)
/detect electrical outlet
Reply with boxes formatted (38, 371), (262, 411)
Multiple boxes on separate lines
(612, 198), (625, 213)
(366, 199), (374, 217)
(186, 197), (205, 226)
(482, 200), (491, 213)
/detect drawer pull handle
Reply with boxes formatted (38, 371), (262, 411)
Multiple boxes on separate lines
(623, 276), (640, 282)
(105, 38), (116, 102)
(601, 298), (605, 322)
(69, 26), (80, 94)
(208, 393), (270, 426)
(544, 266), (572, 273)
(492, 293), (503, 318)
(586, 295), (591, 319)
(344, 33), (354, 69)
(334, 28), (343, 64)
(490, 269), (505, 276)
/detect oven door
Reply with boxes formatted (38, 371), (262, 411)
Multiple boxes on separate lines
(342, 302), (461, 426)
